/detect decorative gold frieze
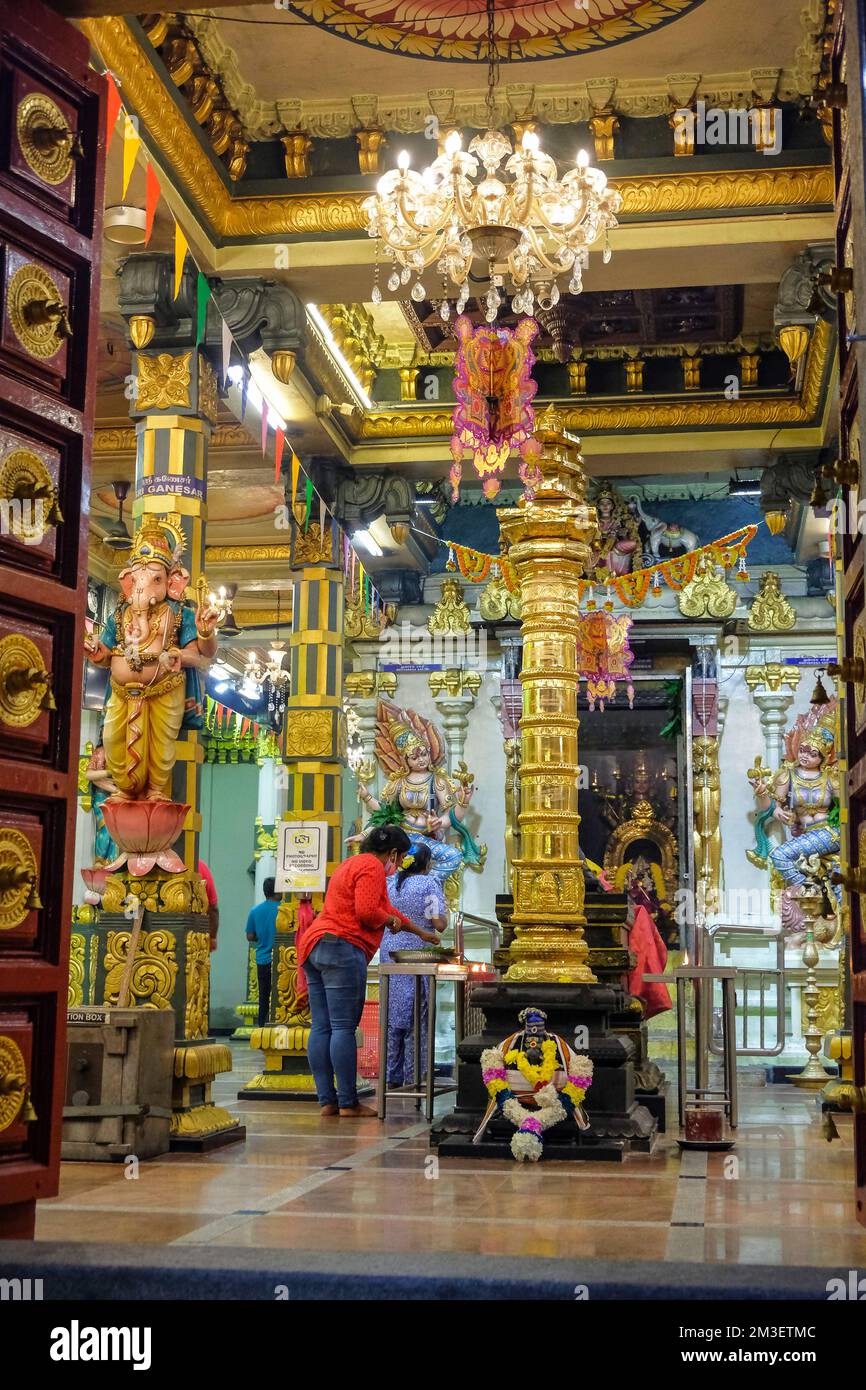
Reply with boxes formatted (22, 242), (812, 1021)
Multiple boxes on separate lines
(428, 669), (482, 699)
(135, 351), (192, 412)
(588, 110), (620, 162)
(77, 24), (837, 239)
(356, 129), (387, 175)
(428, 577), (471, 634)
(747, 572), (797, 631)
(293, 521), (333, 566)
(744, 662), (801, 693)
(567, 360), (588, 396)
(682, 354), (703, 390)
(282, 131), (313, 179)
(100, 868), (208, 916)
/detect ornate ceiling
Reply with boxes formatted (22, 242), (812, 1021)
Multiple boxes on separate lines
(281, 0), (708, 64)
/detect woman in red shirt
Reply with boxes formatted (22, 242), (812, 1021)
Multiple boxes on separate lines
(299, 824), (437, 1117)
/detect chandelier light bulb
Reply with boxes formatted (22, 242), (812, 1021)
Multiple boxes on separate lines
(444, 130), (462, 156)
(397, 149), (411, 171)
(577, 148), (590, 169)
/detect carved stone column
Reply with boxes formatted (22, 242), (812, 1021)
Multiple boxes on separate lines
(693, 678), (722, 916)
(745, 660), (801, 770)
(429, 668), (481, 769)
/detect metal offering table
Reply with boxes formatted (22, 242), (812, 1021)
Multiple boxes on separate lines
(644, 965), (738, 1130)
(376, 962), (471, 1121)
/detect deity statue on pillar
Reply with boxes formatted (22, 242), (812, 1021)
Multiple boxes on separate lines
(748, 704), (841, 939)
(355, 698), (485, 884)
(83, 515), (225, 874)
(590, 482), (641, 577)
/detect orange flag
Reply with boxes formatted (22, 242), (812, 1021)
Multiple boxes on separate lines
(105, 72), (122, 152)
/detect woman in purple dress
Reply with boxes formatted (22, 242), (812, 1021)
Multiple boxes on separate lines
(382, 845), (447, 1087)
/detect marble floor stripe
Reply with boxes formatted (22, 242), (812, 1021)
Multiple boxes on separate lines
(665, 1148), (708, 1262)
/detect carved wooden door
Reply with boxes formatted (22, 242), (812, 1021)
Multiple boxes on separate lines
(830, 0), (866, 1229)
(0, 0), (104, 1236)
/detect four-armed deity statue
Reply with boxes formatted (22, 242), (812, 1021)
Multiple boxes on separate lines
(83, 514), (225, 876)
(356, 698), (485, 889)
(747, 704), (840, 939)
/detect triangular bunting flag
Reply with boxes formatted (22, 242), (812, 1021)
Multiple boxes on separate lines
(240, 369), (248, 420)
(290, 453), (300, 513)
(105, 72), (122, 153)
(274, 427), (285, 485)
(319, 493), (326, 537)
(304, 476), (313, 529)
(144, 162), (161, 244)
(173, 221), (188, 300)
(121, 111), (141, 198)
(195, 271), (211, 346)
(261, 400), (269, 455)
(221, 316), (232, 386)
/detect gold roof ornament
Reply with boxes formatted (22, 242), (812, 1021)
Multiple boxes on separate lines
(747, 572), (796, 632)
(677, 553), (737, 619)
(428, 577), (472, 634)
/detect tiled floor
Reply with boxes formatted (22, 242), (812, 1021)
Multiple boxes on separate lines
(35, 1043), (866, 1267)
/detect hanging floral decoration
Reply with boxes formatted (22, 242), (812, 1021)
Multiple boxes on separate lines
(450, 316), (542, 503)
(481, 1034), (593, 1162)
(576, 599), (636, 711)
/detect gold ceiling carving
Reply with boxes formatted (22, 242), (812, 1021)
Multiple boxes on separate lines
(360, 317), (833, 439)
(82, 17), (833, 242)
(205, 545), (291, 563)
(93, 423), (255, 453)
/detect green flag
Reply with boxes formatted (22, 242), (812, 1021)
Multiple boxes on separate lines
(196, 271), (211, 345)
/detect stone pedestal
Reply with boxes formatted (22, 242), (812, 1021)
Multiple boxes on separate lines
(431, 981), (656, 1161)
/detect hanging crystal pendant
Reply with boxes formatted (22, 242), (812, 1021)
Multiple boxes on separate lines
(371, 284), (382, 304)
(387, 271), (400, 292)
(440, 300), (451, 321)
(400, 266), (411, 285)
(410, 281), (426, 302)
(602, 232), (612, 265)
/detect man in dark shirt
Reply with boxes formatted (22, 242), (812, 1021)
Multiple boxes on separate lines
(245, 877), (281, 1028)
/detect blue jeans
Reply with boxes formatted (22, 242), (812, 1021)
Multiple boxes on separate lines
(304, 934), (368, 1108)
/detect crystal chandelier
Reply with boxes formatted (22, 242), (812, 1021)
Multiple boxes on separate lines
(362, 0), (621, 322)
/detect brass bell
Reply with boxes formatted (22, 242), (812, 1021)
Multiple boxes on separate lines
(39, 673), (56, 712)
(810, 672), (831, 705)
(25, 875), (42, 912)
(828, 656), (864, 684)
(21, 1088), (37, 1124)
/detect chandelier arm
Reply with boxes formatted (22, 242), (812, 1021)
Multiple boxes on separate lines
(392, 191), (453, 245)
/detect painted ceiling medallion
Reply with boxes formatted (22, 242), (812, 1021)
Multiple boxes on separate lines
(286, 0), (708, 63)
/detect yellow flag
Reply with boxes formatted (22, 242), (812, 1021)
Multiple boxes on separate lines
(290, 452), (300, 510)
(173, 221), (188, 300)
(121, 112), (141, 198)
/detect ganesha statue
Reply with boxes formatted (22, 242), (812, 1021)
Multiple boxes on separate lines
(355, 698), (485, 884)
(84, 514), (224, 875)
(747, 704), (840, 939)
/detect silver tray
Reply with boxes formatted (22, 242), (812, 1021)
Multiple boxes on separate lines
(391, 948), (458, 964)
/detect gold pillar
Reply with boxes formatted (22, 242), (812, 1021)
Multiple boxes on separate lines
(499, 407), (598, 983)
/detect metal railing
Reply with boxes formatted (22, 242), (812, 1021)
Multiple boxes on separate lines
(454, 910), (501, 958)
(703, 923), (786, 1058)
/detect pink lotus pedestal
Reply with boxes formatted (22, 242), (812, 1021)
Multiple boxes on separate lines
(100, 799), (189, 876)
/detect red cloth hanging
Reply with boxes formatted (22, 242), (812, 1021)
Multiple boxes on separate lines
(627, 905), (672, 1019)
(295, 897), (315, 1000)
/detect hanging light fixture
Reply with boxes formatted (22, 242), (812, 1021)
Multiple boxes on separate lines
(362, 0), (620, 320)
(102, 480), (133, 552)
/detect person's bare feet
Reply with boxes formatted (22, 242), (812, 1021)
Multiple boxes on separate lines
(320, 1104), (339, 1117)
(339, 1103), (378, 1118)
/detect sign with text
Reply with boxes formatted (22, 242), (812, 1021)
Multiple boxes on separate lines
(276, 820), (327, 893)
(139, 473), (207, 501)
